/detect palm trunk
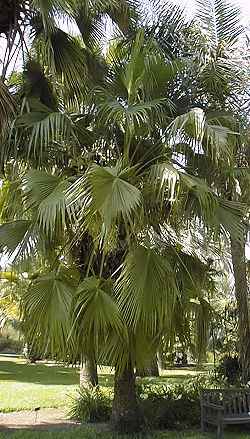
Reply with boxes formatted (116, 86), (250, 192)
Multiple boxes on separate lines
(230, 234), (250, 383)
(157, 350), (165, 372)
(111, 361), (144, 432)
(80, 355), (98, 387)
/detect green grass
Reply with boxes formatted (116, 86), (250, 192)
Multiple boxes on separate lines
(1, 429), (250, 439)
(0, 355), (79, 412)
(0, 357), (250, 437)
(0, 355), (206, 413)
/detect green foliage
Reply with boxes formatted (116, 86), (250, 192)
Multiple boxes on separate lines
(68, 374), (226, 429)
(216, 355), (241, 385)
(0, 80), (16, 133)
(0, 337), (23, 353)
(68, 386), (112, 423)
(22, 264), (80, 357)
(138, 374), (223, 429)
(0, 427), (249, 439)
(0, 0), (249, 430)
(196, 0), (243, 48)
(71, 276), (126, 362)
(116, 245), (178, 336)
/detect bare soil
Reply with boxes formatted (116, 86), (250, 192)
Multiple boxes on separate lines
(0, 408), (79, 431)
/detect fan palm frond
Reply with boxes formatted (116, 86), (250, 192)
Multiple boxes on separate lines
(0, 220), (36, 261)
(71, 276), (126, 360)
(97, 95), (167, 132)
(22, 264), (79, 356)
(14, 109), (74, 161)
(22, 170), (69, 237)
(115, 244), (178, 336)
(66, 163), (141, 232)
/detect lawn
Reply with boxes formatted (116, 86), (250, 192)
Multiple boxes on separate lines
(1, 356), (250, 438)
(1, 429), (250, 439)
(0, 355), (79, 413)
(0, 355), (206, 413)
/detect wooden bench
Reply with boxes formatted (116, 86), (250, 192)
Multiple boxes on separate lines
(201, 389), (250, 438)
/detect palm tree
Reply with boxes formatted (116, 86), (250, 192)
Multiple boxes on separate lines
(0, 0), (138, 392)
(0, 19), (247, 431)
(174, 0), (250, 381)
(146, 0), (250, 381)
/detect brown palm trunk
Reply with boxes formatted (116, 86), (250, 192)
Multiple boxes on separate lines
(230, 234), (250, 383)
(111, 361), (144, 432)
(80, 355), (98, 387)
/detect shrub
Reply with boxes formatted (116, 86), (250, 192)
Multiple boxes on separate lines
(138, 374), (222, 429)
(68, 386), (112, 423)
(0, 336), (23, 353)
(216, 355), (241, 385)
(68, 374), (223, 429)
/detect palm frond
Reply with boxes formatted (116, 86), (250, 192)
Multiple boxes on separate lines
(66, 164), (141, 233)
(215, 198), (247, 241)
(0, 179), (24, 222)
(149, 162), (179, 205)
(144, 0), (190, 59)
(149, 160), (246, 241)
(31, 0), (67, 33)
(22, 60), (58, 111)
(22, 264), (79, 357)
(196, 0), (243, 47)
(0, 80), (16, 135)
(33, 22), (88, 97)
(115, 244), (178, 336)
(97, 95), (167, 131)
(0, 220), (36, 261)
(179, 173), (246, 240)
(89, 164), (141, 227)
(168, 107), (234, 162)
(71, 276), (126, 360)
(14, 110), (74, 162)
(22, 170), (69, 237)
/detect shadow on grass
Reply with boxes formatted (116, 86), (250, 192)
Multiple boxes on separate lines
(0, 356), (200, 388)
(0, 359), (79, 386)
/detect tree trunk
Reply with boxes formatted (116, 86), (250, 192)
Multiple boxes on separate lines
(111, 362), (144, 432)
(80, 355), (98, 387)
(157, 350), (165, 372)
(136, 354), (159, 377)
(230, 234), (250, 383)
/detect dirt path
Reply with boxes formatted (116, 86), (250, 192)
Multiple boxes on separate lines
(0, 408), (80, 431)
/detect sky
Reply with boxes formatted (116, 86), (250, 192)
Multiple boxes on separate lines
(175, 0), (250, 21)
